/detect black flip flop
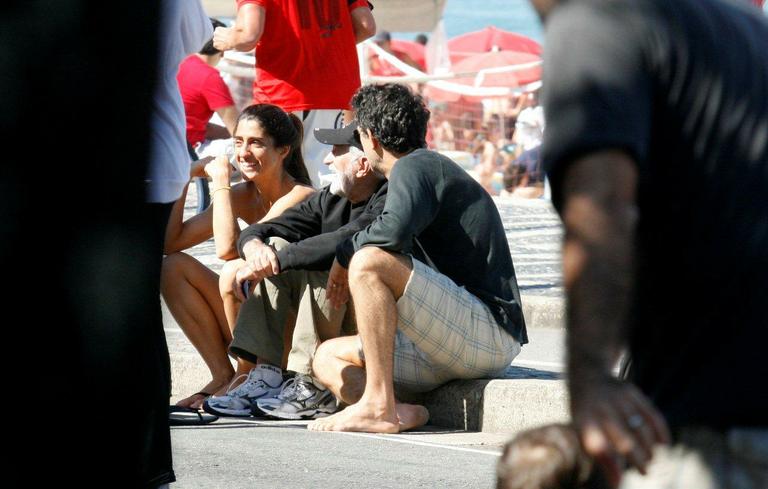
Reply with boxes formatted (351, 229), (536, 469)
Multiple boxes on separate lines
(176, 391), (211, 410)
(169, 405), (218, 426)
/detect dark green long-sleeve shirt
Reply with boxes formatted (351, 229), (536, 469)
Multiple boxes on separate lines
(337, 149), (528, 344)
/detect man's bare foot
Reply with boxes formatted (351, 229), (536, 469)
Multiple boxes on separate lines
(307, 401), (400, 433)
(396, 403), (429, 431)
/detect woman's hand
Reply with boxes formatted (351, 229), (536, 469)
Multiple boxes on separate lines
(190, 156), (215, 178)
(204, 155), (233, 186)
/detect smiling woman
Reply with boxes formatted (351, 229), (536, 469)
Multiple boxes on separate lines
(233, 104), (312, 186)
(160, 103), (316, 410)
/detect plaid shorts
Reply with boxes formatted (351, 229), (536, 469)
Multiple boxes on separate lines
(390, 258), (521, 393)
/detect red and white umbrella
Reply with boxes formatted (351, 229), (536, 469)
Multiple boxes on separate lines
(390, 39), (426, 70)
(447, 26), (542, 65)
(451, 50), (541, 88)
(425, 49), (541, 103)
(367, 39), (427, 77)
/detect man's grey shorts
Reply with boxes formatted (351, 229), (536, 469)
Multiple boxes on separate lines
(372, 258), (521, 393)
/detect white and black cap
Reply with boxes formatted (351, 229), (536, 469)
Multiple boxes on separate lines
(313, 119), (363, 151)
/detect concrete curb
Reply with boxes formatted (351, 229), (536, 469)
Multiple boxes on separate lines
(401, 366), (569, 433)
(169, 355), (570, 433)
(169, 336), (570, 435)
(521, 294), (564, 329)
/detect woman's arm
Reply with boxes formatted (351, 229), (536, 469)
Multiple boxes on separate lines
(163, 157), (216, 254)
(206, 155), (242, 260)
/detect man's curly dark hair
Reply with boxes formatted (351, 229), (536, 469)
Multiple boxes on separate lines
(351, 83), (430, 154)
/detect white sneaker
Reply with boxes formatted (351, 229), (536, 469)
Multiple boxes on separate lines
(256, 376), (297, 411)
(256, 374), (339, 420)
(202, 364), (283, 417)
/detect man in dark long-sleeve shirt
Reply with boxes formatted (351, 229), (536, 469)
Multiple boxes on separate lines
(308, 84), (527, 434)
(203, 122), (387, 421)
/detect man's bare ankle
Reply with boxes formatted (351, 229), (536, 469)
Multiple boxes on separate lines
(354, 399), (398, 419)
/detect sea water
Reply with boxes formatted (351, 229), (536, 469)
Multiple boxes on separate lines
(398, 0), (765, 44)
(393, 0), (543, 43)
(443, 0), (543, 41)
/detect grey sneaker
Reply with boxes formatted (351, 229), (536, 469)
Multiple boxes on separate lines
(203, 364), (282, 417)
(256, 376), (297, 411)
(256, 374), (339, 420)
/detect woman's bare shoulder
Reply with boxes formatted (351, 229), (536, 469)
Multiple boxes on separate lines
(259, 184), (316, 223)
(275, 184), (316, 209)
(289, 184), (316, 200)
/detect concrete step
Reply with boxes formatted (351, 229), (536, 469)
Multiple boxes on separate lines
(168, 348), (569, 434)
(521, 294), (564, 330)
(165, 301), (569, 435)
(400, 366), (568, 434)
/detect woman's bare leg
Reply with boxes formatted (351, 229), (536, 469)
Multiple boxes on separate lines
(218, 258), (257, 393)
(161, 252), (234, 408)
(219, 259), (245, 336)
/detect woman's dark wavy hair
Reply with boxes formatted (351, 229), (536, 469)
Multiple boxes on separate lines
(234, 104), (312, 186)
(351, 83), (430, 154)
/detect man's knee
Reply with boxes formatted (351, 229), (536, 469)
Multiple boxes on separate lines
(349, 247), (390, 278)
(348, 247), (412, 296)
(312, 340), (337, 383)
(348, 247), (412, 280)
(313, 337), (361, 377)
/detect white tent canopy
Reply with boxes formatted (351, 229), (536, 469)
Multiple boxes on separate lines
(371, 0), (446, 33)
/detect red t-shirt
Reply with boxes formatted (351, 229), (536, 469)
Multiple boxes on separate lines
(238, 0), (366, 112)
(177, 55), (236, 145)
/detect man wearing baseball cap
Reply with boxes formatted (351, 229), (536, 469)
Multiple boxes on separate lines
(307, 83), (527, 434)
(203, 117), (388, 420)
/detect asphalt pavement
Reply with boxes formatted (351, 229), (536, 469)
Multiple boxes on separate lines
(172, 420), (506, 489)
